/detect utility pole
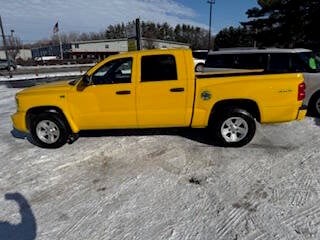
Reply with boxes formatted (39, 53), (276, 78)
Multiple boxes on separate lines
(0, 16), (12, 77)
(136, 18), (141, 51)
(208, 0), (215, 51)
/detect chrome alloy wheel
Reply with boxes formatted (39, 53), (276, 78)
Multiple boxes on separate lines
(220, 117), (249, 143)
(36, 120), (60, 144)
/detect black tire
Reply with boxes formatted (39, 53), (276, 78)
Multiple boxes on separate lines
(308, 92), (320, 117)
(195, 63), (204, 72)
(210, 108), (256, 147)
(30, 112), (69, 148)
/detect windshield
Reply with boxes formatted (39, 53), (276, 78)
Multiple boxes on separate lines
(299, 52), (320, 72)
(68, 63), (98, 85)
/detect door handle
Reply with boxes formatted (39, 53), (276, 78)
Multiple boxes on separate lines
(116, 90), (131, 95)
(170, 87), (184, 92)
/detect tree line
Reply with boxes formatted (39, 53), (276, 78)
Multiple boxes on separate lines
(215, 0), (320, 50)
(37, 21), (212, 50)
(46, 0), (320, 50)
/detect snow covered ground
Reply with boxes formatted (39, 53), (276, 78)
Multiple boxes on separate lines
(1, 83), (320, 239)
(0, 72), (82, 82)
(17, 63), (94, 70)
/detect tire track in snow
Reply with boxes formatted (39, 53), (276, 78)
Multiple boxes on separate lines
(251, 204), (320, 240)
(216, 207), (248, 239)
(56, 201), (99, 238)
(290, 176), (313, 207)
(216, 189), (262, 240)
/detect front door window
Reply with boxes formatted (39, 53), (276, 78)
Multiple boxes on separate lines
(92, 58), (132, 84)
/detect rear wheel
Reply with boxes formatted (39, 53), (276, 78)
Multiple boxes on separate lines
(30, 112), (69, 148)
(308, 92), (320, 117)
(210, 108), (256, 147)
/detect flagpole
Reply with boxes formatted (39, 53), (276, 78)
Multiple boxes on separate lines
(54, 21), (63, 60)
(58, 32), (63, 60)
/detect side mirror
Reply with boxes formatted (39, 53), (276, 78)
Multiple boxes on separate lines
(82, 74), (92, 85)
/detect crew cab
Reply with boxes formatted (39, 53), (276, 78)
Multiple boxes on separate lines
(11, 49), (307, 148)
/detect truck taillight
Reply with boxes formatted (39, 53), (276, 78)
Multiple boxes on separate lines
(298, 82), (306, 101)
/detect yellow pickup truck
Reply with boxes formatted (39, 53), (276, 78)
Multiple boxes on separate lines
(11, 49), (307, 148)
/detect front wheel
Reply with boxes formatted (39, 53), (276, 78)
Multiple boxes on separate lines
(210, 108), (256, 147)
(30, 113), (69, 148)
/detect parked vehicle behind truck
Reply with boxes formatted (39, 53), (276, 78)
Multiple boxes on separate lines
(192, 50), (208, 72)
(0, 58), (17, 71)
(11, 49), (306, 148)
(204, 48), (320, 116)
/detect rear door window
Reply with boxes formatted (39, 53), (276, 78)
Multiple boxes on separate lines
(141, 54), (177, 82)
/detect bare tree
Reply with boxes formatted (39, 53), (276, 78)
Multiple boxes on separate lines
(7, 35), (22, 59)
(142, 38), (155, 49)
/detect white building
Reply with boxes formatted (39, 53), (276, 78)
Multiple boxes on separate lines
(0, 49), (32, 60)
(69, 38), (190, 60)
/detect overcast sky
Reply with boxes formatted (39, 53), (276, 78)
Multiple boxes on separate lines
(0, 0), (258, 43)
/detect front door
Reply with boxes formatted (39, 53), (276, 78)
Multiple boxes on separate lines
(68, 57), (137, 130)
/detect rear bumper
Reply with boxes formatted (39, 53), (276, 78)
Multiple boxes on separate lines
(296, 105), (307, 120)
(11, 111), (28, 133)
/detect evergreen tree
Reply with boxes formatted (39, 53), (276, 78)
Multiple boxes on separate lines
(215, 26), (254, 49)
(242, 0), (320, 49)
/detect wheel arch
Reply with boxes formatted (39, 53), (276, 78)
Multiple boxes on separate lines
(26, 106), (78, 133)
(209, 99), (261, 125)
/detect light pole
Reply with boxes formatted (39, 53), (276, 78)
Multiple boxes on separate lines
(10, 29), (14, 51)
(208, 0), (215, 51)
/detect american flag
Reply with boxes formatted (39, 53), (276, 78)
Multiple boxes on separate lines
(53, 22), (59, 34)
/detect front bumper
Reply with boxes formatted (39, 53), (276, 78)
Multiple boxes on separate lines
(11, 111), (28, 133)
(296, 105), (307, 120)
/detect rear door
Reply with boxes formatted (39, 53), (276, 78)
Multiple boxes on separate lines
(136, 52), (189, 127)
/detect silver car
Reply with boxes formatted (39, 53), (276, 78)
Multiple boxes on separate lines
(204, 48), (320, 116)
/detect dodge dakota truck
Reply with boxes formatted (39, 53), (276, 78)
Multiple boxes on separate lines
(11, 49), (307, 148)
